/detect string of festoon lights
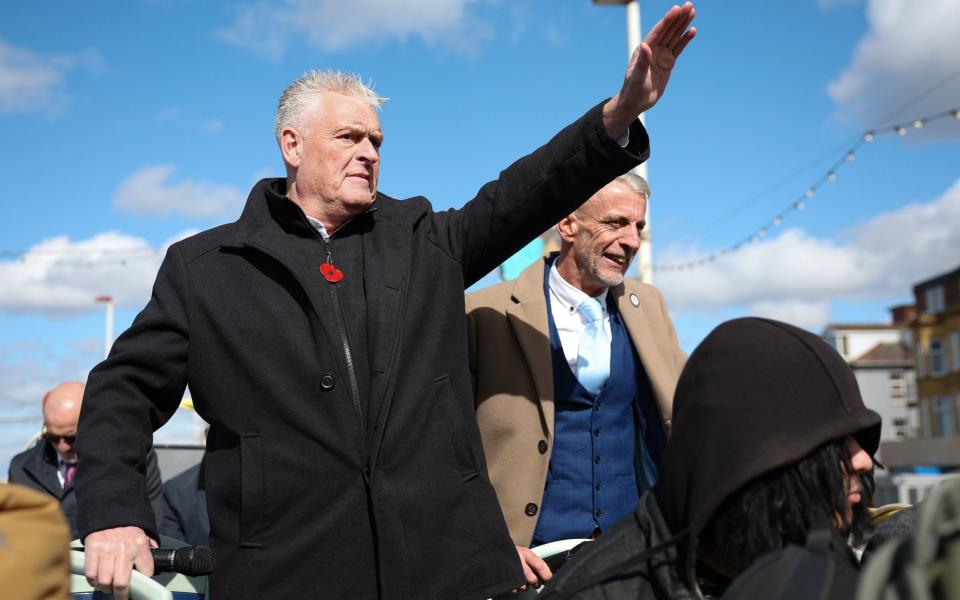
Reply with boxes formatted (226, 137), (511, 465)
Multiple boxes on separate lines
(653, 106), (960, 273)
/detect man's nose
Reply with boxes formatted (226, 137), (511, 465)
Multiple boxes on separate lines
(357, 138), (380, 164)
(622, 226), (642, 252)
(848, 437), (873, 473)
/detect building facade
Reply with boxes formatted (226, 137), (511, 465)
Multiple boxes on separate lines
(913, 265), (960, 439)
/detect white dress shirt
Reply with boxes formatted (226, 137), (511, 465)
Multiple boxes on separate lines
(548, 261), (611, 375)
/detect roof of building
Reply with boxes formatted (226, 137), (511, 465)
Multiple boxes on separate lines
(851, 342), (913, 367)
(913, 264), (960, 292)
(824, 323), (898, 332)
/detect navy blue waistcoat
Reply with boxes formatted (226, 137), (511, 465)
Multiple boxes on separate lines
(532, 273), (666, 545)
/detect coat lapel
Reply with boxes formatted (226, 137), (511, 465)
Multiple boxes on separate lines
(365, 212), (412, 446)
(612, 285), (672, 422)
(26, 443), (64, 498)
(506, 259), (556, 439)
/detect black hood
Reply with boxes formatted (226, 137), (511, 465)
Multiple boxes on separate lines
(653, 317), (881, 585)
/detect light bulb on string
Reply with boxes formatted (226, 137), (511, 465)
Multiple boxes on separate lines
(805, 188), (815, 198)
(952, 109), (960, 120)
(795, 201), (805, 211)
(827, 171), (837, 182)
(864, 131), (875, 142)
(913, 119), (925, 129)
(757, 227), (767, 238)
(846, 151), (855, 162)
(896, 126), (906, 136)
(773, 215), (783, 226)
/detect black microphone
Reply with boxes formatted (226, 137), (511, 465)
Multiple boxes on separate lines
(150, 545), (216, 577)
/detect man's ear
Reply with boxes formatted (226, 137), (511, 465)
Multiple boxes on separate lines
(280, 127), (303, 168)
(556, 214), (579, 244)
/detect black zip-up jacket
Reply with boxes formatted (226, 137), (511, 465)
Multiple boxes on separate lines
(75, 101), (649, 599)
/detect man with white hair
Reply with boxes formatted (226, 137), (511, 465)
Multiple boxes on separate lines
(76, 4), (696, 598)
(7, 381), (164, 540)
(467, 173), (685, 587)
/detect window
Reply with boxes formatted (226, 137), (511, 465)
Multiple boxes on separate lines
(892, 417), (908, 439)
(934, 395), (954, 437)
(920, 397), (931, 437)
(889, 371), (905, 395)
(930, 339), (948, 376)
(925, 285), (945, 314)
(951, 332), (960, 372)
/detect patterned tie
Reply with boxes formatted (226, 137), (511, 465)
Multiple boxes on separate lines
(576, 297), (611, 395)
(64, 463), (77, 489)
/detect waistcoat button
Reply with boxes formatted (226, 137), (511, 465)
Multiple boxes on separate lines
(524, 503), (539, 517)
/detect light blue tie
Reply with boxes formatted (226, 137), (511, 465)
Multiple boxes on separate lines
(576, 297), (610, 395)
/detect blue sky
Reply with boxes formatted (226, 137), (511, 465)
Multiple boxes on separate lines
(1, 0), (958, 476)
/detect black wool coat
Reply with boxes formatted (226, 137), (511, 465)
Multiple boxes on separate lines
(76, 102), (648, 599)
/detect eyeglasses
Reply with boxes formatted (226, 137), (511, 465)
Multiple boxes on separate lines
(42, 427), (77, 445)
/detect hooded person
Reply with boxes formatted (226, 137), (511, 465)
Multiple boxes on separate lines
(539, 317), (881, 599)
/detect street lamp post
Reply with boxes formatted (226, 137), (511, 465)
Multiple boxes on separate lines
(593, 0), (652, 284)
(95, 295), (114, 359)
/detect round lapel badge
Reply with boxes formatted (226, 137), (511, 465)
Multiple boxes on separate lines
(629, 293), (640, 307)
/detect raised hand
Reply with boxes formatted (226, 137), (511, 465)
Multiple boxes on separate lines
(603, 2), (697, 138)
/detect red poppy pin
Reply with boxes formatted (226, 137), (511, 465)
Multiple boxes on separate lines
(320, 262), (344, 283)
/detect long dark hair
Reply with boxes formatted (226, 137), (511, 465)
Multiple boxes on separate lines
(701, 437), (875, 572)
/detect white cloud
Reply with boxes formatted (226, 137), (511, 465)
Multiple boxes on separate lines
(0, 38), (105, 114)
(0, 230), (196, 315)
(827, 0), (960, 135)
(215, 0), (492, 59)
(657, 176), (960, 330)
(114, 165), (245, 219)
(748, 300), (832, 330)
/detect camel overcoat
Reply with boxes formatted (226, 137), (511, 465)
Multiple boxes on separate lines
(466, 257), (686, 546)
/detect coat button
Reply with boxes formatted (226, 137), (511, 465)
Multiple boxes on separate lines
(524, 503), (538, 517)
(538, 440), (548, 454)
(320, 373), (335, 390)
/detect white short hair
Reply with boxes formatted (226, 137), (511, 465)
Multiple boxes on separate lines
(616, 171), (651, 199)
(274, 69), (386, 142)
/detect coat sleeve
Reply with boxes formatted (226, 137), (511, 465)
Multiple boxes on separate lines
(75, 245), (190, 541)
(428, 101), (650, 288)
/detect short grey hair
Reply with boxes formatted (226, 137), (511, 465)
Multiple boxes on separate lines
(274, 69), (386, 142)
(616, 171), (651, 199)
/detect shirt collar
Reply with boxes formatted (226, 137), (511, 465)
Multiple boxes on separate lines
(548, 260), (609, 315)
(305, 214), (331, 240)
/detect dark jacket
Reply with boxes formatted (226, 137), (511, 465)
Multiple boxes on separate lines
(541, 318), (882, 599)
(7, 441), (164, 540)
(76, 102), (649, 600)
(160, 461), (209, 546)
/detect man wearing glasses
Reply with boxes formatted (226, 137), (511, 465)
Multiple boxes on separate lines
(8, 381), (165, 540)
